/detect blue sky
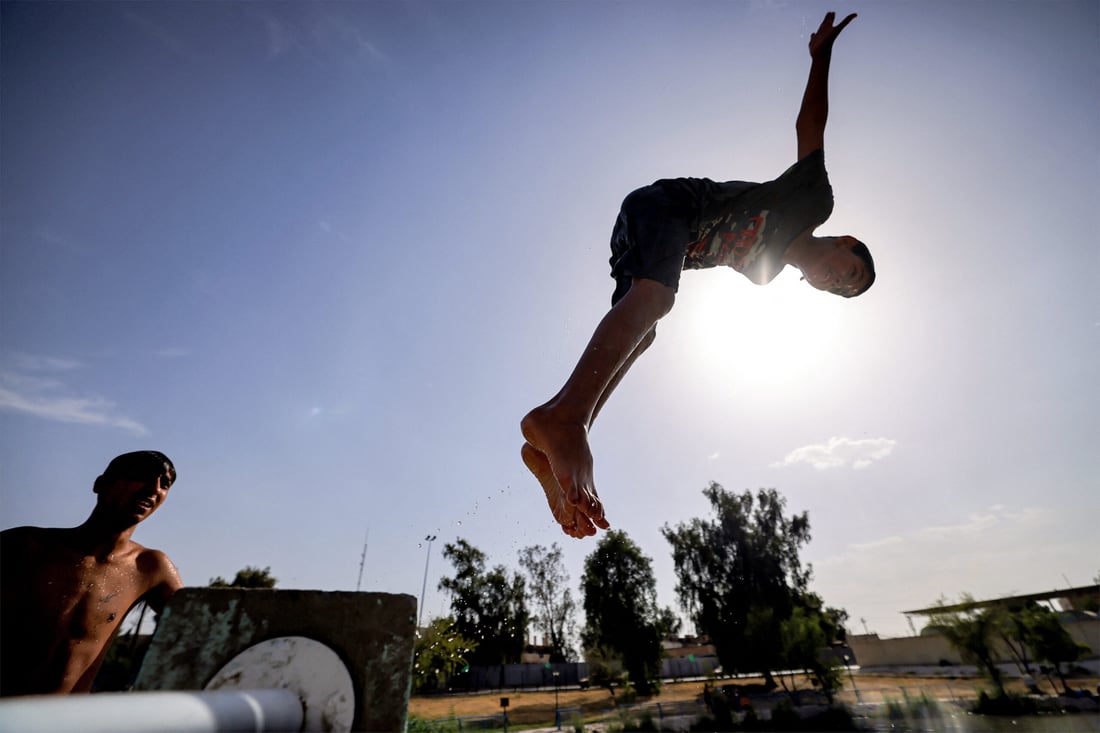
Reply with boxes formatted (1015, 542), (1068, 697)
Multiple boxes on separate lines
(2, 0), (1097, 641)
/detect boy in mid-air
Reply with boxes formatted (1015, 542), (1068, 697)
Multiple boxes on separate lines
(521, 12), (874, 539)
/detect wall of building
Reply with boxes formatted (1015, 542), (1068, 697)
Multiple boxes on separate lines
(849, 616), (1099, 669)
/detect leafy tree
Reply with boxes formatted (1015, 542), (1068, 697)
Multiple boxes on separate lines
(580, 530), (671, 696)
(1026, 605), (1088, 693)
(992, 601), (1047, 677)
(518, 543), (577, 662)
(662, 484), (822, 688)
(208, 565), (278, 588)
(438, 539), (528, 667)
(412, 616), (476, 693)
(926, 596), (1007, 697)
(778, 598), (843, 698)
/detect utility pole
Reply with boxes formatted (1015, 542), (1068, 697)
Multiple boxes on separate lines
(418, 535), (438, 630)
(355, 529), (369, 592)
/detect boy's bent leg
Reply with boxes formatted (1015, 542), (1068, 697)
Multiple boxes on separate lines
(521, 278), (675, 534)
(591, 325), (657, 426)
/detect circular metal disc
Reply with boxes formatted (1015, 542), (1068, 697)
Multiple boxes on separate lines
(205, 635), (355, 732)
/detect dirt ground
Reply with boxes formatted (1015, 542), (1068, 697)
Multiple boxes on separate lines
(408, 672), (1100, 727)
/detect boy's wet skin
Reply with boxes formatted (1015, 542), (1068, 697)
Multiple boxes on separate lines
(0, 451), (183, 696)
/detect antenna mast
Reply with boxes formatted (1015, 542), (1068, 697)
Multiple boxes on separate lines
(356, 528), (369, 592)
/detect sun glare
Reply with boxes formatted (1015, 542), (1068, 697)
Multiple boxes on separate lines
(674, 270), (844, 394)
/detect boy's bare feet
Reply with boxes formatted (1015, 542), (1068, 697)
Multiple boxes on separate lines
(521, 406), (610, 537)
(521, 444), (596, 538)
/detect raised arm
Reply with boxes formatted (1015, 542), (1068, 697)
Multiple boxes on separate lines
(796, 12), (856, 161)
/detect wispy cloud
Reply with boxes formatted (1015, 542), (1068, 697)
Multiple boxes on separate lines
(258, 9), (390, 66)
(262, 13), (301, 58)
(0, 354), (148, 435)
(9, 353), (83, 372)
(811, 505), (1086, 636)
(771, 436), (897, 470)
(120, 9), (196, 60)
(312, 15), (389, 65)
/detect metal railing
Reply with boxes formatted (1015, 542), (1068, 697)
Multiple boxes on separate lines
(0, 688), (304, 733)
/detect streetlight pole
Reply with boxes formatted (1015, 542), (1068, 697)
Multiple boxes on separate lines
(553, 671), (560, 730)
(417, 535), (437, 630)
(843, 653), (860, 704)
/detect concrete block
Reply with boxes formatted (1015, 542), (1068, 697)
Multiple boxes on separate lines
(135, 588), (416, 732)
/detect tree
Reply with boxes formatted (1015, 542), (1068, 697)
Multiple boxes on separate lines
(778, 596), (844, 698)
(662, 484), (823, 688)
(926, 595), (1007, 698)
(518, 543), (577, 662)
(412, 616), (476, 693)
(208, 565), (278, 588)
(1025, 605), (1088, 693)
(580, 530), (671, 697)
(438, 539), (528, 667)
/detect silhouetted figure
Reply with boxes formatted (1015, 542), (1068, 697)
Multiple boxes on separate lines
(1, 451), (183, 696)
(522, 12), (873, 538)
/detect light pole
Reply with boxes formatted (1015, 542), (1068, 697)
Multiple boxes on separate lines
(843, 653), (860, 703)
(417, 535), (437, 630)
(553, 671), (560, 730)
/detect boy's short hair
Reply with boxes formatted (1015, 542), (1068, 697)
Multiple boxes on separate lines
(837, 239), (875, 298)
(101, 451), (176, 488)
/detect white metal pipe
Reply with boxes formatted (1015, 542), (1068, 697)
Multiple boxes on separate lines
(0, 688), (303, 733)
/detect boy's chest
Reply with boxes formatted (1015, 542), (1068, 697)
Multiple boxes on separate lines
(26, 554), (145, 638)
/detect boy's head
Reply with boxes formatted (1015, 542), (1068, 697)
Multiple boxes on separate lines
(800, 236), (875, 297)
(99, 451), (175, 486)
(93, 451), (176, 525)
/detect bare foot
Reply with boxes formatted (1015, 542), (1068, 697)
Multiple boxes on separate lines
(521, 406), (610, 533)
(521, 443), (596, 538)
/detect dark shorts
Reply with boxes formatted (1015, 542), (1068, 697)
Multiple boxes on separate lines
(608, 181), (696, 304)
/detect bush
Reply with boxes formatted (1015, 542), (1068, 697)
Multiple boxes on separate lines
(406, 715), (459, 733)
(974, 690), (1040, 716)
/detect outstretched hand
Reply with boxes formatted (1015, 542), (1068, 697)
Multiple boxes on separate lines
(809, 11), (856, 58)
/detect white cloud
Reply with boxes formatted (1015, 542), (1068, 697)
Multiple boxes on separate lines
(259, 11), (390, 66)
(9, 353), (82, 372)
(262, 13), (301, 58)
(771, 436), (897, 470)
(120, 10), (195, 59)
(0, 358), (148, 435)
(810, 505), (1095, 637)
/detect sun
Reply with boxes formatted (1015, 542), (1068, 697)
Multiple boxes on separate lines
(671, 268), (845, 394)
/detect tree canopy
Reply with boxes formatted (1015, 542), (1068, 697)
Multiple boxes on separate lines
(412, 616), (476, 694)
(662, 484), (840, 687)
(518, 543), (577, 662)
(580, 530), (674, 696)
(208, 565), (278, 588)
(438, 538), (528, 667)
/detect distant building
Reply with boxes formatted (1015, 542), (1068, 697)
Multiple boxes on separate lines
(848, 583), (1099, 669)
(520, 642), (553, 665)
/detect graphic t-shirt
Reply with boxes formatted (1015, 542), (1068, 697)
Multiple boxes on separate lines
(666, 149), (834, 285)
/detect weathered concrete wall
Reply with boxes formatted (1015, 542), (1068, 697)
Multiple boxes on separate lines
(134, 588), (416, 732)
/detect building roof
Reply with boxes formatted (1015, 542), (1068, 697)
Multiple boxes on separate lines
(903, 584), (1099, 616)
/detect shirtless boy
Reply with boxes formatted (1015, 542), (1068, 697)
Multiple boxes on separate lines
(1, 451), (183, 696)
(521, 12), (874, 539)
